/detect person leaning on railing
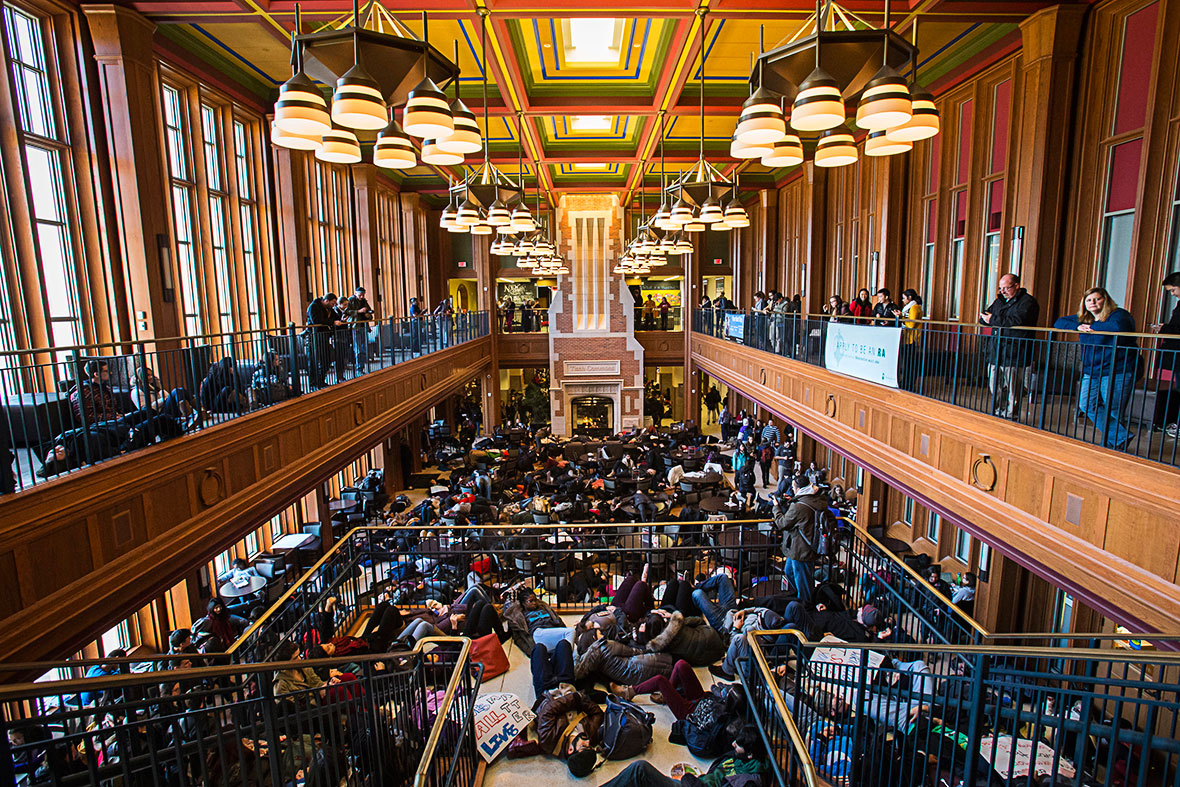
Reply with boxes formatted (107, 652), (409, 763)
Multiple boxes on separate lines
(979, 273), (1041, 421)
(898, 288), (924, 391)
(1151, 271), (1180, 437)
(1053, 286), (1142, 450)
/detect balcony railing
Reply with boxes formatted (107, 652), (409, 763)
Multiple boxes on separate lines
(693, 309), (1180, 466)
(634, 305), (684, 331)
(0, 638), (481, 787)
(744, 630), (1180, 787)
(0, 312), (490, 493)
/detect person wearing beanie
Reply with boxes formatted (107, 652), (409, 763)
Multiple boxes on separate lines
(781, 599), (892, 643)
(596, 723), (767, 786)
(534, 684), (603, 776)
(771, 474), (831, 604)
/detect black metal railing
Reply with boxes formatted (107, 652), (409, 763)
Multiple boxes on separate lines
(0, 312), (489, 493)
(693, 308), (1180, 466)
(746, 630), (1180, 787)
(0, 638), (480, 787)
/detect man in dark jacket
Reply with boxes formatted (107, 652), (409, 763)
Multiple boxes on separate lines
(980, 273), (1040, 420)
(772, 475), (828, 604)
(534, 684), (603, 777)
(637, 610), (726, 667)
(306, 293), (340, 388)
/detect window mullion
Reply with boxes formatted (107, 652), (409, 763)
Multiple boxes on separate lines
(187, 89), (220, 337)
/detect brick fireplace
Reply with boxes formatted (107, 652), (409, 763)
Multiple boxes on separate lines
(548, 194), (644, 436)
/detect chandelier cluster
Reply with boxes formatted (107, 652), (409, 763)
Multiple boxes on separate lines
(731, 7), (940, 169)
(271, 3), (482, 171)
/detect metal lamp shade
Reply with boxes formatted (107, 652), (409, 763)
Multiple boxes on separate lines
(723, 202), (750, 228)
(735, 87), (787, 144)
(855, 66), (912, 130)
(316, 128), (362, 163)
(270, 120), (322, 151)
(275, 95), (331, 137)
(761, 134), (804, 168)
(331, 65), (387, 131)
(374, 120), (417, 169)
(456, 198), (481, 226)
(669, 198), (694, 225)
(865, 129), (912, 156)
(698, 197), (724, 224)
(437, 103), (482, 154)
(814, 127), (857, 167)
(421, 140), (464, 166)
(486, 200), (512, 226)
(885, 90), (940, 142)
(791, 68), (845, 132)
(403, 78), (454, 139)
(683, 220), (706, 233)
(730, 133), (773, 160)
(470, 221), (494, 236)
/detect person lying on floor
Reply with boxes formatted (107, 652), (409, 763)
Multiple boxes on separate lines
(596, 722), (767, 787)
(501, 586), (571, 653)
(781, 599), (893, 643)
(574, 565), (656, 641)
(573, 629), (675, 687)
(609, 658), (706, 721)
(691, 570), (785, 679)
(534, 682), (603, 778)
(398, 595), (510, 646)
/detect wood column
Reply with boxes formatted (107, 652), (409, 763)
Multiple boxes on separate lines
(801, 163), (828, 316)
(272, 147), (310, 323)
(82, 5), (179, 341)
(352, 164), (381, 301)
(758, 188), (778, 292)
(475, 227), (499, 433)
(1012, 4), (1087, 302)
(315, 483), (335, 553)
(684, 241), (699, 424)
(877, 155), (910, 295)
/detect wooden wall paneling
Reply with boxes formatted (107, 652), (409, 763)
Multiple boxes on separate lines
(0, 337), (493, 662)
(82, 4), (180, 340)
(691, 334), (1180, 632)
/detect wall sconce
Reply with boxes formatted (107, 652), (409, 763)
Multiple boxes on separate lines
(1010, 226), (1025, 276)
(156, 233), (174, 303)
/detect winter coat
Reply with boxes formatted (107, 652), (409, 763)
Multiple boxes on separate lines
(645, 611), (727, 666)
(980, 288), (1040, 367)
(535, 686), (603, 758)
(574, 638), (674, 685)
(773, 493), (827, 562)
(502, 597), (564, 654)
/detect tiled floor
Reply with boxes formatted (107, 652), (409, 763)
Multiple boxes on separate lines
(479, 613), (722, 787)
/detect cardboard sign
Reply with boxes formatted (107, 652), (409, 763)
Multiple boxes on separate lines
(979, 735), (1076, 779)
(808, 636), (886, 702)
(473, 692), (536, 763)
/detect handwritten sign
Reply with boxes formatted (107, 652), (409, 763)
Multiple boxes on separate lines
(979, 736), (1075, 779)
(473, 692), (536, 763)
(808, 636), (886, 702)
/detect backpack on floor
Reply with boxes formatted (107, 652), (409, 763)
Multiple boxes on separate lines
(600, 694), (654, 760)
(683, 682), (748, 759)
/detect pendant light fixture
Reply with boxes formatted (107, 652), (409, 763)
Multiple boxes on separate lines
(510, 114), (535, 231)
(440, 179), (460, 228)
(653, 111), (674, 230)
(422, 138), (464, 166)
(865, 129), (911, 156)
(331, 0), (388, 130)
(316, 126), (362, 163)
(456, 178), (481, 226)
(275, 7), (331, 139)
(271, 119), (322, 151)
(374, 109), (417, 169)
(761, 97), (804, 167)
(698, 196), (724, 224)
(436, 44), (482, 155)
(855, 0), (911, 130)
(735, 33), (786, 144)
(814, 125), (857, 167)
(730, 133), (773, 160)
(791, 0), (845, 132)
(723, 172), (750, 228)
(886, 22), (940, 142)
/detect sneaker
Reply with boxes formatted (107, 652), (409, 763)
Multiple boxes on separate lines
(1166, 424), (1179, 439)
(708, 664), (734, 680)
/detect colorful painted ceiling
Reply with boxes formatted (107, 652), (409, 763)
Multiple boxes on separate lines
(141, 0), (1039, 207)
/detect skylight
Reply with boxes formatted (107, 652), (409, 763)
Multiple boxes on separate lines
(571, 115), (613, 131)
(572, 162), (607, 170)
(565, 18), (623, 63)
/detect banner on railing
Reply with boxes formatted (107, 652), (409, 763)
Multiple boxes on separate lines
(724, 313), (745, 341)
(824, 322), (901, 388)
(473, 692), (536, 763)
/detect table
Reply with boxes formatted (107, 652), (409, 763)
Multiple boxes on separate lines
(218, 575), (267, 599)
(699, 495), (732, 514)
(272, 533), (316, 551)
(328, 499), (359, 512)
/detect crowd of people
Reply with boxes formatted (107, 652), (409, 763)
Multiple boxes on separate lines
(499, 295), (546, 333)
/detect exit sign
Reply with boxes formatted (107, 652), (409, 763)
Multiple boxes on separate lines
(457, 260), (468, 269)
(713, 258), (723, 265)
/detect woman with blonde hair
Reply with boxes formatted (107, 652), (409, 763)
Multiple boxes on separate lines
(1053, 287), (1141, 449)
(898, 289), (924, 390)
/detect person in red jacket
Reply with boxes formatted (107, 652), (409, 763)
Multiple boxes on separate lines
(849, 288), (873, 320)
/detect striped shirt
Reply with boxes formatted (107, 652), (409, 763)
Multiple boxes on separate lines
(761, 424), (780, 443)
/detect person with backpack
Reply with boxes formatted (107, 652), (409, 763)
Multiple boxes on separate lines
(757, 440), (775, 488)
(596, 723), (767, 787)
(772, 474), (832, 604)
(534, 683), (603, 778)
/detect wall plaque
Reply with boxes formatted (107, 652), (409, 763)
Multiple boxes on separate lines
(564, 360), (620, 376)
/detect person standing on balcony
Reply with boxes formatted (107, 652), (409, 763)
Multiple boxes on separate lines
(344, 287), (373, 372)
(306, 293), (338, 388)
(504, 297), (516, 333)
(898, 289), (924, 392)
(643, 295), (657, 329)
(873, 288), (901, 325)
(980, 273), (1041, 421)
(1151, 272), (1180, 438)
(850, 288), (873, 321)
(659, 297), (670, 330)
(1054, 287), (1141, 450)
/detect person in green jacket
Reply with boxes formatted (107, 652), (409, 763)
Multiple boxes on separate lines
(595, 723), (766, 786)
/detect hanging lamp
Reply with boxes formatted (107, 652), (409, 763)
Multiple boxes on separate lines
(814, 126), (857, 167)
(275, 7), (331, 138)
(865, 129), (911, 156)
(791, 1), (845, 132)
(886, 23), (940, 142)
(374, 110), (417, 169)
(330, 0), (387, 130)
(735, 32), (787, 144)
(271, 119), (322, 151)
(316, 126), (362, 163)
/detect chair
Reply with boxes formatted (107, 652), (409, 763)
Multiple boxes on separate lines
(297, 523), (322, 567)
(254, 560), (288, 602)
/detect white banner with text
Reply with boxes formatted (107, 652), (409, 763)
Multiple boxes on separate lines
(824, 322), (901, 388)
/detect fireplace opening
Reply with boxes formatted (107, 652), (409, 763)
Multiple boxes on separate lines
(570, 395), (614, 437)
